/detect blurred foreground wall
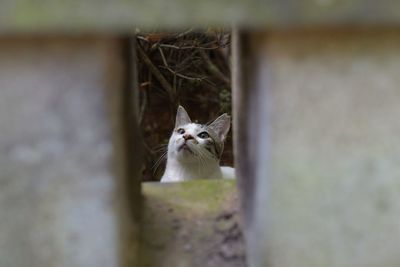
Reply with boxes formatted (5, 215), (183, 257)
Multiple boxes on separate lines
(234, 30), (400, 267)
(0, 38), (138, 267)
(1, 1), (400, 267)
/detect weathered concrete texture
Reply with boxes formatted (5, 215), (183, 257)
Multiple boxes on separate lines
(140, 180), (245, 267)
(249, 31), (400, 267)
(0, 38), (132, 267)
(1, 0), (400, 33)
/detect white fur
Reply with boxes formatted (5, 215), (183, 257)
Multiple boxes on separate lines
(221, 166), (235, 180)
(160, 122), (235, 182)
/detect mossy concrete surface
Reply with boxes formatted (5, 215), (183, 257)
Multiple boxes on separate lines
(1, 0), (400, 33)
(239, 31), (400, 267)
(140, 180), (246, 267)
(0, 38), (137, 267)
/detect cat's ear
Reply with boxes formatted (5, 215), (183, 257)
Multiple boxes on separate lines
(175, 105), (191, 128)
(208, 114), (231, 141)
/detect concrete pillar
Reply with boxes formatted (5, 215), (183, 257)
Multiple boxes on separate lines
(0, 38), (141, 267)
(234, 30), (400, 267)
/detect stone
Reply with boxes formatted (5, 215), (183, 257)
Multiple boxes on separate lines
(0, 38), (139, 267)
(234, 30), (400, 267)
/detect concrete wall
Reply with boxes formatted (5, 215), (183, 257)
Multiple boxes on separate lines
(1, 1), (400, 32)
(234, 30), (400, 267)
(0, 38), (139, 267)
(1, 13), (400, 267)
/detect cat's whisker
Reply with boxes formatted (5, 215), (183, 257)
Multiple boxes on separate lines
(152, 151), (168, 175)
(193, 146), (208, 170)
(153, 144), (168, 153)
(192, 147), (207, 175)
(152, 155), (166, 173)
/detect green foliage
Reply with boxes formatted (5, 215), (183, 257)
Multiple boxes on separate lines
(219, 88), (231, 113)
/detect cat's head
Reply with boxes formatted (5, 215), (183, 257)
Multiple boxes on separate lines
(167, 106), (230, 163)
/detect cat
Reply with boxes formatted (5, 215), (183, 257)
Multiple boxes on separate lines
(160, 106), (235, 182)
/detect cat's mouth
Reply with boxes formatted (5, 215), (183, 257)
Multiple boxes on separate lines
(178, 144), (194, 154)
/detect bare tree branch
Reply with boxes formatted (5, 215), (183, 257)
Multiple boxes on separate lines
(158, 47), (205, 82)
(199, 49), (230, 87)
(137, 44), (176, 105)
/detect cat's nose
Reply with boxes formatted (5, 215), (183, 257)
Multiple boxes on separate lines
(183, 134), (194, 141)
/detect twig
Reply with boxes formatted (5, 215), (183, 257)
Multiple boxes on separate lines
(137, 35), (149, 43)
(160, 66), (205, 82)
(138, 73), (151, 125)
(174, 50), (200, 72)
(158, 47), (205, 82)
(175, 28), (194, 38)
(159, 43), (229, 50)
(139, 89), (147, 125)
(158, 46), (169, 68)
(199, 50), (230, 87)
(137, 44), (176, 104)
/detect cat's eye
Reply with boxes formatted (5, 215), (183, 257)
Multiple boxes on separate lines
(177, 128), (185, 134)
(197, 132), (210, 139)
